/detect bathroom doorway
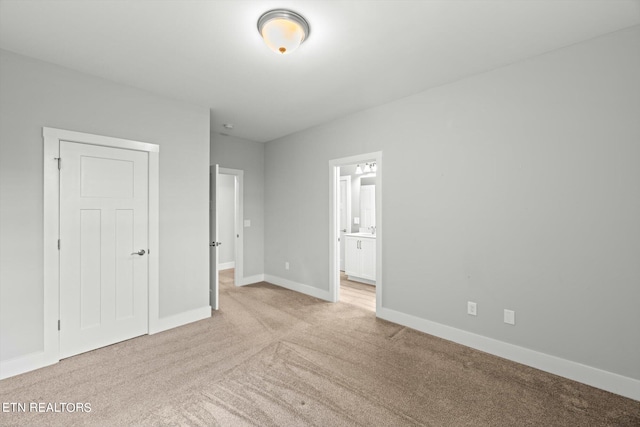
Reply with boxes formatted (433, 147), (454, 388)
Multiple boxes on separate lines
(329, 152), (382, 313)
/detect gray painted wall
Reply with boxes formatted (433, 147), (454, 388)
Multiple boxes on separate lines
(0, 50), (210, 361)
(264, 27), (640, 379)
(210, 132), (264, 278)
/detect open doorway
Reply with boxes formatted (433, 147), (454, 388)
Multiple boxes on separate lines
(329, 152), (382, 313)
(210, 166), (244, 310)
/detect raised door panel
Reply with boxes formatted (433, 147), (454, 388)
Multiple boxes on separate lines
(360, 238), (376, 281)
(344, 237), (360, 277)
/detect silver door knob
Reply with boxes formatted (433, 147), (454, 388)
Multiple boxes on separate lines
(131, 249), (146, 256)
(341, 229), (347, 232)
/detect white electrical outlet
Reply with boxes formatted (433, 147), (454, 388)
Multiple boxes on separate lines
(504, 309), (515, 325)
(285, 262), (289, 270)
(467, 301), (477, 316)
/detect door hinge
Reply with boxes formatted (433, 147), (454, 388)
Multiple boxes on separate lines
(58, 320), (60, 331)
(58, 239), (60, 250)
(55, 157), (61, 170)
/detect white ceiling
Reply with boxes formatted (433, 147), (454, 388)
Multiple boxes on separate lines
(1, 0), (638, 142)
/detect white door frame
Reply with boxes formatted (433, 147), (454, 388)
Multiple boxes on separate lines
(215, 167), (244, 288)
(329, 151), (382, 311)
(43, 127), (159, 369)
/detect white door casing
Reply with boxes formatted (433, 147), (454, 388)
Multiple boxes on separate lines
(59, 141), (148, 358)
(329, 152), (382, 309)
(35, 127), (159, 379)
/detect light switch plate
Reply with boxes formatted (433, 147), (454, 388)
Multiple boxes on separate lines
(467, 301), (477, 316)
(504, 309), (515, 325)
(244, 219), (251, 227)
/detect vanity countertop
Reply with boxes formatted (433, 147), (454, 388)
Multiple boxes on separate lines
(345, 232), (376, 238)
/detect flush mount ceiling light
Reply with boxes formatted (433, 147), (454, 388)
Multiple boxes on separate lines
(257, 9), (309, 55)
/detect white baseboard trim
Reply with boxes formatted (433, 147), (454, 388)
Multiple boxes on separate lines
(149, 305), (211, 335)
(347, 275), (376, 286)
(264, 274), (332, 302)
(377, 307), (640, 401)
(218, 261), (235, 270)
(0, 350), (58, 380)
(237, 274), (265, 287)
(1, 306), (211, 380)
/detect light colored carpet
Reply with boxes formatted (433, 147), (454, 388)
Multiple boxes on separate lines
(1, 269), (638, 426)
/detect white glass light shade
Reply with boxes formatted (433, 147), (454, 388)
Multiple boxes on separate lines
(258, 10), (309, 55)
(363, 163), (372, 173)
(355, 165), (363, 175)
(371, 162), (377, 172)
(262, 19), (304, 54)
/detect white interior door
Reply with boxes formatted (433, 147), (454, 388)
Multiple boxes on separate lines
(209, 165), (220, 310)
(339, 176), (351, 271)
(59, 141), (148, 359)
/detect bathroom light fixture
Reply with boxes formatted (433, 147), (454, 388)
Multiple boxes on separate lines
(355, 164), (363, 175)
(370, 162), (377, 172)
(257, 9), (309, 54)
(363, 163), (372, 173)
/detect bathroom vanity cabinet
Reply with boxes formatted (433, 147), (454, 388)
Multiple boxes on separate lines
(344, 233), (376, 284)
